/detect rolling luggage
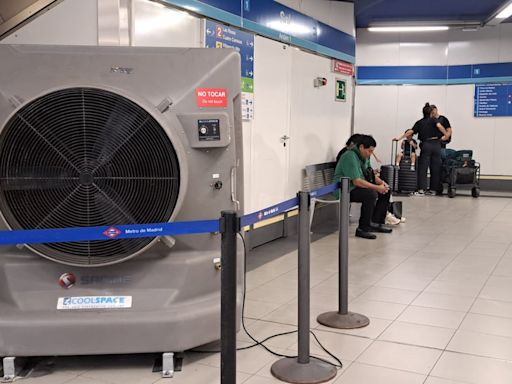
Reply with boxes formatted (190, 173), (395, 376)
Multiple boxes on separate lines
(398, 157), (417, 193)
(380, 140), (399, 192)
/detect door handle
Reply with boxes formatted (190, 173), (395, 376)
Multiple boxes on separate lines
(280, 135), (290, 147)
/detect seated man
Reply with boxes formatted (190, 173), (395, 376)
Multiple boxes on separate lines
(334, 135), (392, 240)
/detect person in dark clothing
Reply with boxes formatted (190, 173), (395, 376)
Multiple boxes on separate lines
(395, 103), (448, 196)
(430, 104), (452, 152)
(395, 131), (418, 170)
(336, 134), (362, 163)
(334, 135), (392, 240)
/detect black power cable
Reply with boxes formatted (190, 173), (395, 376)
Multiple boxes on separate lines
(193, 232), (343, 370)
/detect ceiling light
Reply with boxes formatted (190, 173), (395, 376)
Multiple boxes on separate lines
(368, 26), (449, 32)
(496, 3), (512, 19)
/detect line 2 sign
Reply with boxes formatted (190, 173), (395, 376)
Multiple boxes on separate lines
(196, 88), (228, 108)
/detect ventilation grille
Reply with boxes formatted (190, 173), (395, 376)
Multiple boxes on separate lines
(0, 88), (180, 266)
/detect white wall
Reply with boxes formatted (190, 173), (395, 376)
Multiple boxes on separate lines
(0, 0), (354, 213)
(355, 24), (512, 175)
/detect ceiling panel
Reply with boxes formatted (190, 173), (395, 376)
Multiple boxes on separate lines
(350, 0), (510, 28)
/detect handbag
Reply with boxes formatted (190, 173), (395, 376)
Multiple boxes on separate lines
(388, 201), (402, 219)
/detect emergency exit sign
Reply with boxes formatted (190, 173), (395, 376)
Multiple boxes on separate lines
(335, 79), (346, 102)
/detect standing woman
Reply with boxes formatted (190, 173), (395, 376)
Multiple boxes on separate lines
(395, 103), (447, 196)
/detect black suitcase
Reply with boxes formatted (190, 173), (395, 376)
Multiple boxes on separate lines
(380, 140), (399, 192)
(398, 157), (417, 192)
(380, 165), (398, 191)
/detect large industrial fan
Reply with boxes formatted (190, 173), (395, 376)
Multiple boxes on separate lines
(0, 45), (243, 360)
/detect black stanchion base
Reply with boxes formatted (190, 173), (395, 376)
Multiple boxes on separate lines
(317, 311), (370, 329)
(270, 357), (336, 384)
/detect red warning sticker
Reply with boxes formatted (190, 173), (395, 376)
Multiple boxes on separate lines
(196, 88), (228, 108)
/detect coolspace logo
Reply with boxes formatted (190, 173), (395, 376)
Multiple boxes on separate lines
(58, 272), (76, 289)
(57, 296), (133, 310)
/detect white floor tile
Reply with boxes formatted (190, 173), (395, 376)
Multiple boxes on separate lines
(347, 298), (407, 320)
(431, 351), (512, 384)
(397, 306), (466, 329)
(470, 298), (512, 318)
(315, 316), (392, 339)
(412, 292), (475, 312)
(460, 313), (512, 338)
(379, 321), (455, 349)
(335, 362), (425, 384)
(356, 340), (442, 375)
(447, 329), (512, 360)
(354, 286), (419, 305)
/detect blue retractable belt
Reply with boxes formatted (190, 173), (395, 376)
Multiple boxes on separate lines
(0, 183), (340, 245)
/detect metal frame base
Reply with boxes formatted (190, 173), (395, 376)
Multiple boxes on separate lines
(2, 357), (15, 383)
(162, 352), (174, 378)
(317, 311), (370, 329)
(271, 357), (336, 384)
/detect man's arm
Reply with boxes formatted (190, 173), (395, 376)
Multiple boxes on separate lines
(353, 178), (388, 193)
(444, 127), (452, 139)
(436, 122), (447, 136)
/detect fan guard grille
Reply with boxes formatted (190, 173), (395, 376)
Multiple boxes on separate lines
(0, 88), (180, 266)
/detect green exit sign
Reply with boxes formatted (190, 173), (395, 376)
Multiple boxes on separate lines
(335, 79), (346, 102)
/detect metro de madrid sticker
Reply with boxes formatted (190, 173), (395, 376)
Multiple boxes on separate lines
(196, 88), (228, 108)
(103, 227), (121, 238)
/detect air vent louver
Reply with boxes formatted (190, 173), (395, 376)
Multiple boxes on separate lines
(0, 88), (180, 266)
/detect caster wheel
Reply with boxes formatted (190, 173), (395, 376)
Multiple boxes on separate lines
(472, 187), (480, 198)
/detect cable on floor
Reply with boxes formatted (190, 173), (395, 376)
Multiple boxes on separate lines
(192, 232), (343, 370)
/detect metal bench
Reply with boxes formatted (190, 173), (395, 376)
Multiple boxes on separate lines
(303, 162), (339, 226)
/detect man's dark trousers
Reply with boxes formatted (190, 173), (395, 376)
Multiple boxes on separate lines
(350, 187), (391, 229)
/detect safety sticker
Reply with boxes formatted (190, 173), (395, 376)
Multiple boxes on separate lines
(196, 88), (228, 108)
(57, 296), (132, 310)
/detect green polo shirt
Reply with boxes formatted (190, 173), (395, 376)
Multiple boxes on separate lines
(334, 147), (370, 197)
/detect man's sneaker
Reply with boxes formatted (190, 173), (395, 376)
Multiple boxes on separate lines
(411, 190), (425, 196)
(355, 227), (377, 240)
(410, 166), (415, 171)
(425, 190), (435, 196)
(385, 212), (401, 225)
(400, 216), (407, 223)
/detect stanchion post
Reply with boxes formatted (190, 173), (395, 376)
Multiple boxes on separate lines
(298, 191), (310, 365)
(317, 177), (370, 329)
(220, 211), (239, 384)
(339, 177), (350, 315)
(270, 192), (336, 384)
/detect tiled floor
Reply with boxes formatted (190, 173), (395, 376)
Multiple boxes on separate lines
(9, 195), (512, 383)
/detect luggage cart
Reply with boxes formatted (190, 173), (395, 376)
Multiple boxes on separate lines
(441, 150), (480, 198)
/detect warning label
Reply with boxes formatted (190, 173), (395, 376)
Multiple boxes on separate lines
(196, 88), (228, 108)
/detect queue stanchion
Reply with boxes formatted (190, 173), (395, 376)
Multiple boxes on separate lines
(271, 191), (337, 384)
(317, 177), (370, 329)
(220, 211), (239, 384)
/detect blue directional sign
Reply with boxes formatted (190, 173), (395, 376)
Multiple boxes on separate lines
(474, 83), (512, 117)
(204, 19), (254, 93)
(159, 0), (355, 63)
